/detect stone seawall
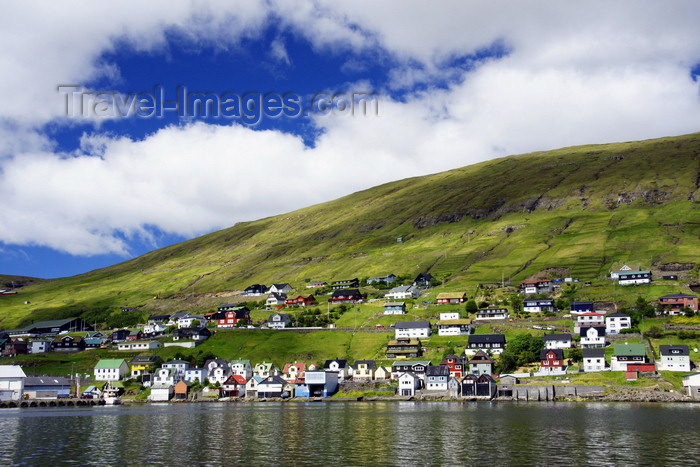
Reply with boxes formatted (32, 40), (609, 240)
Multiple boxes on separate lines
(511, 385), (605, 401)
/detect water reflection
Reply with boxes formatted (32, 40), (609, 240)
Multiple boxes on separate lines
(1, 402), (699, 465)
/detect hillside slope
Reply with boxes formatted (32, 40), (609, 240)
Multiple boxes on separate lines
(2, 132), (699, 329)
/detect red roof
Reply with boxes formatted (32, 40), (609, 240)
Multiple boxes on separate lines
(232, 375), (247, 385)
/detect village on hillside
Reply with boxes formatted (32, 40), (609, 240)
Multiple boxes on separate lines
(1, 264), (700, 404)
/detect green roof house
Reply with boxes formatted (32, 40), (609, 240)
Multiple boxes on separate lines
(94, 359), (128, 381)
(611, 344), (647, 371)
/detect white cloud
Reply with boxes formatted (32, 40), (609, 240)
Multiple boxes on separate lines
(2, 1), (700, 257)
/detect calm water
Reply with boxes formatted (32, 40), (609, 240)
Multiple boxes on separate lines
(1, 401), (698, 466)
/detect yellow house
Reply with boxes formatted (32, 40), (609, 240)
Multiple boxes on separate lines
(128, 356), (162, 379)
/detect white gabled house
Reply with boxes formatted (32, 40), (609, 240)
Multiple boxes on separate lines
(385, 286), (420, 300)
(580, 326), (606, 348)
(94, 359), (128, 381)
(605, 313), (632, 334)
(395, 320), (431, 339)
(397, 372), (421, 396)
(0, 365), (26, 401)
(657, 345), (691, 372)
(582, 348), (606, 372)
(542, 333), (572, 350)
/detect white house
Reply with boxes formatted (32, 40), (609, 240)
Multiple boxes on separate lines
(582, 348), (606, 372)
(682, 372), (700, 399)
(266, 292), (287, 306)
(177, 314), (206, 329)
(436, 319), (471, 336)
(142, 323), (166, 336)
(149, 384), (173, 402)
(267, 313), (292, 329)
(383, 302), (407, 315)
(323, 359), (351, 382)
(230, 359), (253, 379)
(542, 334), (572, 350)
(385, 286), (420, 300)
(94, 359), (128, 381)
(153, 368), (176, 386)
(184, 367), (208, 384)
(580, 326), (606, 348)
(439, 312), (460, 321)
(162, 359), (191, 381)
(269, 283), (293, 294)
(395, 321), (432, 339)
(424, 366), (450, 392)
(0, 365), (26, 401)
(117, 340), (161, 351)
(29, 340), (51, 354)
(657, 345), (691, 372)
(397, 372), (421, 396)
(475, 307), (509, 320)
(523, 298), (555, 313)
(605, 313), (632, 335)
(617, 270), (651, 285)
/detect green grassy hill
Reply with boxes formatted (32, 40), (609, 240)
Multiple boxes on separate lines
(1, 132), (699, 329)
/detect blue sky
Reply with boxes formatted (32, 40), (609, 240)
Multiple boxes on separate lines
(2, 1), (700, 279)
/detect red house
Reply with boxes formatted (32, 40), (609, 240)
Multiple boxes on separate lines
(217, 307), (251, 328)
(441, 355), (466, 378)
(539, 349), (565, 374)
(436, 292), (466, 304)
(658, 293), (698, 315)
(284, 294), (317, 307)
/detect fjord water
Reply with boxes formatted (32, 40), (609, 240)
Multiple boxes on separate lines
(1, 401), (698, 465)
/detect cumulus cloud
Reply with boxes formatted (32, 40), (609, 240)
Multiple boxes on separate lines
(1, 1), (700, 258)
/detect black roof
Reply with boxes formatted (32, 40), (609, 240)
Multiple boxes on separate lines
(660, 345), (690, 356)
(331, 288), (360, 298)
(323, 359), (348, 369)
(468, 334), (506, 344)
(579, 326), (605, 337)
(414, 272), (434, 282)
(395, 320), (430, 329)
(583, 348), (605, 358)
(426, 366), (450, 376)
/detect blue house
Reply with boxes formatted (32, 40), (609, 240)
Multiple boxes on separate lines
(294, 371), (339, 398)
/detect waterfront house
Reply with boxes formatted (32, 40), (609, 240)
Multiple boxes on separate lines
(395, 320), (432, 339)
(385, 337), (422, 359)
(413, 273), (435, 288)
(254, 361), (277, 379)
(441, 355), (467, 378)
(461, 373), (497, 398)
(94, 359), (128, 381)
(332, 278), (359, 290)
(523, 298), (555, 313)
(542, 334), (572, 350)
(222, 374), (247, 398)
(448, 377), (461, 397)
(570, 301), (594, 315)
(383, 302), (407, 315)
(582, 348), (606, 372)
(436, 317), (471, 336)
(23, 376), (71, 399)
(296, 371), (339, 398)
(605, 313), (632, 334)
(657, 293), (698, 315)
(352, 360), (376, 381)
(0, 366), (26, 401)
(328, 289), (365, 303)
(466, 334), (506, 355)
(375, 365), (392, 381)
(205, 359), (231, 385)
(282, 362), (306, 383)
(153, 368), (176, 386)
(385, 286), (421, 300)
(243, 284), (269, 296)
(150, 384), (173, 402)
(397, 372), (421, 396)
(256, 375), (288, 398)
(268, 312), (292, 329)
(245, 376), (262, 398)
(425, 365), (450, 392)
(611, 344), (648, 371)
(580, 326), (606, 349)
(657, 345), (691, 372)
(540, 349), (566, 374)
(436, 292), (466, 304)
(163, 359), (191, 381)
(266, 292), (287, 307)
(468, 350), (495, 376)
(682, 373), (700, 399)
(230, 359), (253, 379)
(475, 306), (509, 320)
(217, 306), (251, 328)
(323, 359), (351, 381)
(174, 380), (190, 400)
(392, 361), (432, 381)
(184, 367), (208, 384)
